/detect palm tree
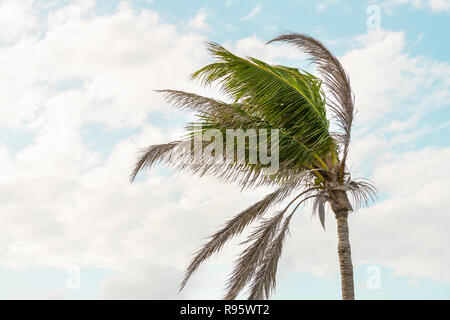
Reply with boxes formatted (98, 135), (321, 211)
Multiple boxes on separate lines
(131, 33), (376, 300)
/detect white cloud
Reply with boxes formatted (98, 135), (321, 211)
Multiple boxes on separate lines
(187, 12), (208, 30)
(429, 0), (450, 11)
(339, 30), (450, 126)
(227, 34), (306, 64)
(0, 1), (246, 298)
(0, 4), (212, 130)
(337, 30), (449, 178)
(240, 4), (261, 21)
(352, 148), (450, 281)
(319, 30), (450, 282)
(276, 147), (450, 283)
(0, 0), (36, 44)
(382, 0), (450, 13)
(316, 0), (339, 12)
(102, 263), (186, 299)
(0, 1), (299, 299)
(102, 259), (235, 299)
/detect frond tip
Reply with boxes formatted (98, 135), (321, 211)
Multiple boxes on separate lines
(130, 141), (180, 182)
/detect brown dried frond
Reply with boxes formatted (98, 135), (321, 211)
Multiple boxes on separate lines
(130, 141), (180, 182)
(131, 138), (297, 190)
(223, 190), (318, 300)
(247, 193), (319, 300)
(179, 175), (314, 291)
(346, 178), (377, 210)
(155, 89), (227, 113)
(247, 212), (294, 300)
(224, 211), (285, 300)
(156, 89), (259, 128)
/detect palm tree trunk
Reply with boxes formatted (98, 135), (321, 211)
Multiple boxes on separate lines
(330, 190), (355, 300)
(335, 211), (354, 300)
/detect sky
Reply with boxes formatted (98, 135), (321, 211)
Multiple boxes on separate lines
(0, 0), (449, 299)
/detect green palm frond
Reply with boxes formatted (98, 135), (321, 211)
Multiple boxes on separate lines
(267, 33), (355, 178)
(132, 44), (336, 186)
(133, 89), (333, 189)
(192, 42), (333, 159)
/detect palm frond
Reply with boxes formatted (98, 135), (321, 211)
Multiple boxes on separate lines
(225, 192), (318, 300)
(130, 137), (272, 189)
(130, 36), (371, 300)
(179, 175), (316, 291)
(312, 189), (329, 229)
(347, 178), (377, 210)
(130, 141), (180, 182)
(224, 210), (284, 300)
(247, 212), (294, 300)
(192, 42), (333, 163)
(267, 33), (355, 176)
(155, 90), (260, 129)
(133, 90), (325, 188)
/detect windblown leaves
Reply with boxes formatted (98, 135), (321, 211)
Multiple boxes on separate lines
(131, 89), (332, 189)
(192, 42), (332, 162)
(248, 212), (294, 300)
(225, 211), (285, 300)
(179, 174), (317, 291)
(267, 33), (355, 176)
(228, 190), (318, 300)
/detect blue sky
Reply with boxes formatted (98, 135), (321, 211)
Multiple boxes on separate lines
(0, 0), (449, 299)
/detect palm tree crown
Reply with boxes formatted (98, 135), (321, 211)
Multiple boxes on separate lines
(132, 33), (376, 300)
